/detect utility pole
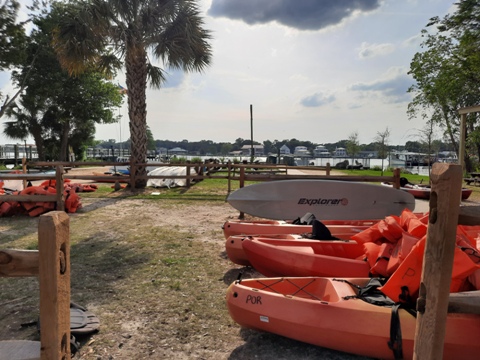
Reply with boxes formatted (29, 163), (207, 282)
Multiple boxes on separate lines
(250, 104), (254, 163)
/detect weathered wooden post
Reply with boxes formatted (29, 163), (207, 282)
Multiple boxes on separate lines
(239, 166), (245, 189)
(393, 168), (401, 189)
(38, 211), (71, 360)
(239, 165), (246, 219)
(22, 157), (27, 190)
(413, 163), (462, 359)
(186, 164), (191, 188)
(55, 165), (65, 211)
(227, 161), (232, 194)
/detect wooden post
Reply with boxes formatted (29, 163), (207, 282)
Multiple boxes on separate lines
(413, 163), (462, 360)
(186, 164), (191, 188)
(239, 166), (245, 219)
(393, 168), (401, 189)
(326, 163), (331, 176)
(227, 161), (232, 194)
(38, 211), (71, 360)
(239, 166), (245, 189)
(55, 166), (65, 212)
(22, 157), (27, 190)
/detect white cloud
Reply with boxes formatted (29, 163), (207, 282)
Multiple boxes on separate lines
(358, 42), (395, 59)
(300, 92), (336, 108)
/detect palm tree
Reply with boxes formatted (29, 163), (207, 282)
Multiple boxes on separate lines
(52, 0), (212, 188)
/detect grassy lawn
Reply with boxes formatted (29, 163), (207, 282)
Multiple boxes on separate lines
(336, 168), (430, 184)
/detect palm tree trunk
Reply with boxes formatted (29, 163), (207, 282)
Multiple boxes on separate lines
(29, 123), (45, 161)
(126, 44), (148, 188)
(59, 120), (70, 161)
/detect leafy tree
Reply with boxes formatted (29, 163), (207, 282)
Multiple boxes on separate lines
(53, 0), (212, 187)
(408, 0), (480, 171)
(0, 0), (26, 69)
(0, 0), (28, 117)
(146, 126), (156, 151)
(404, 141), (422, 153)
(4, 10), (122, 160)
(346, 131), (360, 164)
(374, 127), (390, 175)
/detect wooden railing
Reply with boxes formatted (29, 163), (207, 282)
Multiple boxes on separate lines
(20, 160), (402, 190)
(0, 161), (402, 211)
(0, 212), (71, 359)
(0, 165), (65, 211)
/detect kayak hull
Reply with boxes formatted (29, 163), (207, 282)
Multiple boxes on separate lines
(226, 277), (480, 360)
(242, 238), (370, 277)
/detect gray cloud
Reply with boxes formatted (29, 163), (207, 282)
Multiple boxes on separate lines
(300, 92), (335, 107)
(350, 73), (414, 103)
(208, 0), (381, 30)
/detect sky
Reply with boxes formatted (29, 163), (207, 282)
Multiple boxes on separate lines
(0, 0), (458, 146)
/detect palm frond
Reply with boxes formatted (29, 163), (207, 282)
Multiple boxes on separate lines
(152, 2), (212, 72)
(146, 62), (166, 88)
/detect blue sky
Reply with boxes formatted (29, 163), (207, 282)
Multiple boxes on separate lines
(1, 0), (457, 146)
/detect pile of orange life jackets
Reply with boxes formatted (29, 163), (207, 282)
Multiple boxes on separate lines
(352, 209), (480, 305)
(0, 179), (97, 217)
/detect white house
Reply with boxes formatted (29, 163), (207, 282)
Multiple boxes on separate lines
(334, 147), (347, 157)
(241, 144), (264, 156)
(279, 144), (291, 154)
(294, 146), (309, 156)
(313, 145), (331, 157)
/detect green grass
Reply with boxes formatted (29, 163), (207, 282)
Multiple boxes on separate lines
(337, 168), (430, 184)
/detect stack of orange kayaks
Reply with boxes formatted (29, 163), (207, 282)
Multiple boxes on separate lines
(224, 214), (375, 266)
(226, 210), (480, 359)
(226, 276), (480, 359)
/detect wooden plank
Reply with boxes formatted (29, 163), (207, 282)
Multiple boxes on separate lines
(458, 105), (480, 114)
(0, 249), (38, 277)
(448, 291), (480, 314)
(0, 174), (56, 181)
(38, 212), (71, 360)
(0, 195), (57, 202)
(0, 340), (40, 360)
(458, 206), (480, 225)
(413, 163), (463, 360)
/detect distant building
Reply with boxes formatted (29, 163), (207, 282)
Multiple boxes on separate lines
(333, 147), (347, 157)
(169, 147), (188, 155)
(241, 145), (264, 156)
(294, 146), (309, 156)
(157, 147), (168, 155)
(279, 144), (291, 154)
(313, 145), (331, 157)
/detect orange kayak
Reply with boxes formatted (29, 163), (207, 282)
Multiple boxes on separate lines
(226, 234), (303, 266)
(226, 233), (358, 266)
(222, 219), (374, 239)
(242, 238), (369, 277)
(226, 277), (480, 359)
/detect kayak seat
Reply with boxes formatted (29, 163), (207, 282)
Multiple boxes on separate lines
(310, 220), (340, 240)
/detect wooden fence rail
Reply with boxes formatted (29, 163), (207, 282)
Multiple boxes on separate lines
(0, 211), (71, 360)
(0, 161), (401, 209)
